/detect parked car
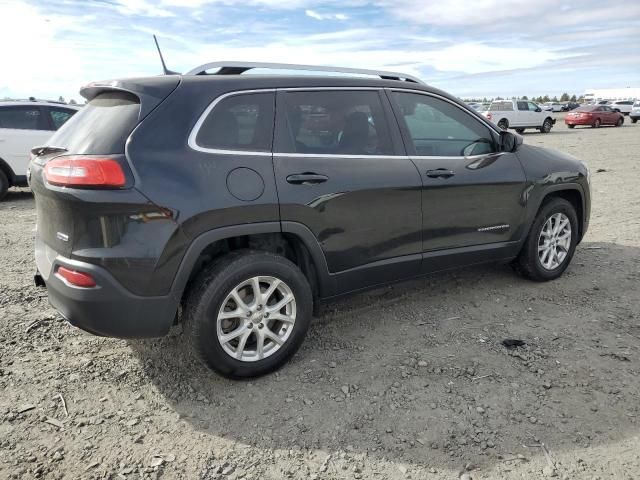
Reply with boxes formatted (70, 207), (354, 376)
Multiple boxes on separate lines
(30, 62), (590, 378)
(565, 105), (624, 128)
(607, 100), (635, 115)
(0, 100), (79, 199)
(631, 101), (640, 123)
(542, 102), (563, 112)
(561, 102), (580, 112)
(483, 99), (555, 133)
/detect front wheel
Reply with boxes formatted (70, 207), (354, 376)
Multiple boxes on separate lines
(593, 118), (601, 128)
(513, 197), (578, 282)
(184, 250), (313, 379)
(541, 118), (553, 133)
(567, 124), (575, 129)
(615, 117), (624, 127)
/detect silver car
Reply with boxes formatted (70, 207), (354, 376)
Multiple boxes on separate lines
(631, 101), (640, 123)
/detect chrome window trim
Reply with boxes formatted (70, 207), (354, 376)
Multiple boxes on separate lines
(188, 86), (502, 159)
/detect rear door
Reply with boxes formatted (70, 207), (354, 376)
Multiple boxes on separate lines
(516, 101), (531, 126)
(0, 105), (51, 175)
(388, 90), (527, 268)
(273, 88), (423, 291)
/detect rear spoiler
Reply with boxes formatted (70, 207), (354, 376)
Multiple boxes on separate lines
(80, 76), (181, 119)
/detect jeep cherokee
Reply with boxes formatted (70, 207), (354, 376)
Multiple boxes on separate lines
(30, 62), (591, 378)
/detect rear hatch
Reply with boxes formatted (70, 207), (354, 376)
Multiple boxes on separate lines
(30, 76), (179, 268)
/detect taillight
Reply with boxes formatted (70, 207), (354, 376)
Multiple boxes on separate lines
(56, 266), (97, 288)
(44, 156), (126, 188)
(486, 113), (493, 120)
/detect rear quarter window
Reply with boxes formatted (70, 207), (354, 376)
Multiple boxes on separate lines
(489, 102), (513, 111)
(47, 92), (140, 154)
(194, 92), (275, 152)
(0, 106), (46, 130)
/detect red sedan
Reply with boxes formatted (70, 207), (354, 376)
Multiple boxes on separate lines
(565, 105), (624, 128)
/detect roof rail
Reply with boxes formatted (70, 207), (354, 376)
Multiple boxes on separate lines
(184, 61), (425, 84)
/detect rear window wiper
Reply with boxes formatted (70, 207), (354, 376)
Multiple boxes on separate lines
(31, 145), (68, 156)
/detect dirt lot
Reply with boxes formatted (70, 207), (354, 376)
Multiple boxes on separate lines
(1, 114), (639, 480)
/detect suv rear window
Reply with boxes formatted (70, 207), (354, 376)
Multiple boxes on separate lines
(195, 92), (274, 152)
(47, 91), (140, 154)
(489, 101), (513, 111)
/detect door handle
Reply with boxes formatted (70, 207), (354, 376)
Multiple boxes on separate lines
(286, 173), (329, 185)
(425, 168), (455, 178)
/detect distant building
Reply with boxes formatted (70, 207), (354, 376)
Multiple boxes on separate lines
(583, 87), (640, 103)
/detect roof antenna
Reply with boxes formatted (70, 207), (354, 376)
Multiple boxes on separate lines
(153, 35), (179, 75)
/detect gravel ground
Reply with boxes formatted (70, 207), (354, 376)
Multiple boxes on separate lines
(1, 114), (639, 480)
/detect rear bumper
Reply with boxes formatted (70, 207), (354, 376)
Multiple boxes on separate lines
(35, 237), (177, 338)
(565, 118), (592, 126)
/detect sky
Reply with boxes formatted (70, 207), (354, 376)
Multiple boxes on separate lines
(1, 0), (639, 102)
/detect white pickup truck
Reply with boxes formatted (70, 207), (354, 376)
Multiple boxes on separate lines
(482, 99), (555, 133)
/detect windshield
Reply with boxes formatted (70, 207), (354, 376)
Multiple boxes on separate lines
(47, 91), (141, 154)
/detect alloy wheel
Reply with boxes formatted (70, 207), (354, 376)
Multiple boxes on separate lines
(216, 276), (296, 362)
(537, 213), (572, 270)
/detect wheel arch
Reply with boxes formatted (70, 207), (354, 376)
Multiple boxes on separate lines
(171, 222), (333, 312)
(0, 157), (16, 186)
(529, 184), (586, 242)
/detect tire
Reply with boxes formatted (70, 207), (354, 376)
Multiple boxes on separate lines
(541, 118), (553, 133)
(593, 118), (601, 128)
(184, 250), (313, 379)
(615, 117), (624, 127)
(567, 124), (575, 129)
(497, 119), (509, 130)
(515, 128), (525, 134)
(513, 197), (578, 282)
(0, 170), (9, 201)
(632, 118), (638, 124)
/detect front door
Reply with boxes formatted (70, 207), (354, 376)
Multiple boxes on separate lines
(388, 90), (527, 270)
(273, 89), (423, 292)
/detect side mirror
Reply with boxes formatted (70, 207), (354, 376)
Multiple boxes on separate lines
(500, 130), (523, 153)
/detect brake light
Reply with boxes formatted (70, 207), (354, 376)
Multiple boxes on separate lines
(485, 113), (493, 120)
(56, 266), (97, 288)
(44, 156), (126, 187)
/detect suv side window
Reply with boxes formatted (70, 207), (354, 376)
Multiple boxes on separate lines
(278, 90), (393, 155)
(517, 101), (528, 111)
(47, 107), (77, 130)
(392, 91), (495, 157)
(528, 102), (540, 111)
(0, 106), (46, 130)
(195, 92), (274, 152)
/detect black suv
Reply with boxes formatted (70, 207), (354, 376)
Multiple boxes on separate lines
(30, 62), (591, 378)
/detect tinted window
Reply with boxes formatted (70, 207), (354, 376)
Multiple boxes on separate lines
(47, 92), (140, 154)
(489, 101), (513, 111)
(196, 92), (274, 152)
(517, 101), (528, 111)
(48, 108), (77, 130)
(0, 106), (44, 130)
(392, 92), (494, 157)
(280, 90), (392, 155)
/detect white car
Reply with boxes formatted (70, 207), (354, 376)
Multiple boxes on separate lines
(607, 100), (635, 115)
(483, 99), (555, 133)
(631, 101), (640, 123)
(0, 100), (79, 199)
(542, 102), (563, 112)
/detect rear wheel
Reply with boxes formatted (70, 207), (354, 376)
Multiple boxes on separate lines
(515, 128), (525, 134)
(632, 118), (638, 124)
(184, 250), (313, 379)
(514, 197), (578, 282)
(497, 118), (509, 130)
(541, 118), (553, 133)
(593, 118), (601, 128)
(0, 170), (9, 201)
(567, 124), (575, 129)
(615, 117), (624, 127)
